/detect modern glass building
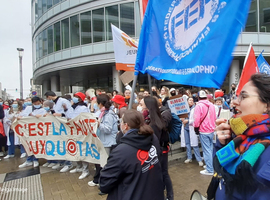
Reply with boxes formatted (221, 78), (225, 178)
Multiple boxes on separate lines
(31, 0), (270, 94)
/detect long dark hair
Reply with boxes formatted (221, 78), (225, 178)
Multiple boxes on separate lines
(122, 110), (153, 135)
(144, 96), (165, 130)
(97, 94), (111, 110)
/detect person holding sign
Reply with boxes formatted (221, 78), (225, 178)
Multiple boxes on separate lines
(99, 110), (164, 200)
(66, 92), (90, 179)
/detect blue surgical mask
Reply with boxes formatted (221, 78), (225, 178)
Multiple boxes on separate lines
(73, 97), (79, 104)
(49, 100), (53, 103)
(217, 105), (222, 108)
(0, 102), (2, 105)
(134, 99), (138, 104)
(33, 104), (41, 109)
(12, 104), (18, 108)
(44, 107), (50, 111)
(27, 102), (32, 106)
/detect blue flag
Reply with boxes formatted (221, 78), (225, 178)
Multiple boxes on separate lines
(135, 0), (251, 88)
(256, 53), (270, 75)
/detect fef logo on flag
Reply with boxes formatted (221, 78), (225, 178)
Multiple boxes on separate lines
(112, 24), (137, 71)
(257, 53), (270, 75)
(136, 0), (252, 88)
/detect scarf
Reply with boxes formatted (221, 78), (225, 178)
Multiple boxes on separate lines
(214, 114), (270, 195)
(98, 107), (106, 119)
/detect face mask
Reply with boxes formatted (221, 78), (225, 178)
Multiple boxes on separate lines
(192, 94), (196, 97)
(171, 92), (176, 96)
(84, 100), (88, 104)
(44, 107), (50, 111)
(33, 104), (41, 109)
(48, 100), (53, 103)
(232, 87), (236, 91)
(12, 104), (18, 108)
(134, 99), (138, 104)
(217, 105), (222, 108)
(120, 123), (126, 133)
(73, 97), (79, 104)
(0, 102), (2, 105)
(27, 102), (32, 106)
(137, 106), (143, 112)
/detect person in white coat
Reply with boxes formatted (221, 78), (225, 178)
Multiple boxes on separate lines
(62, 92), (91, 180)
(181, 97), (203, 166)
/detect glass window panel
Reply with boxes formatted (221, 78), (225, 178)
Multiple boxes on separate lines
(135, 1), (141, 37)
(61, 18), (70, 49)
(38, 0), (42, 19)
(47, 0), (53, 9)
(260, 0), (270, 32)
(38, 33), (43, 59)
(81, 11), (92, 45)
(35, 2), (38, 21)
(36, 36), (39, 61)
(42, 29), (48, 57)
(54, 0), (60, 5)
(42, 0), (47, 14)
(48, 26), (54, 54)
(120, 3), (135, 37)
(93, 8), (105, 42)
(70, 15), (80, 47)
(244, 0), (257, 32)
(54, 22), (61, 51)
(106, 5), (119, 40)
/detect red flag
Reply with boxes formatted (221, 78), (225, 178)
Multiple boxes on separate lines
(236, 44), (259, 96)
(139, 0), (149, 22)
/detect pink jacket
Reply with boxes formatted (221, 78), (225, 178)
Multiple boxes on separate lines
(193, 99), (216, 134)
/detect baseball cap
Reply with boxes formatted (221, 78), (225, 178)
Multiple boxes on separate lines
(75, 92), (86, 101)
(198, 90), (207, 98)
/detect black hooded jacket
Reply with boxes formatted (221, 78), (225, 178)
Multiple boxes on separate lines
(99, 129), (164, 200)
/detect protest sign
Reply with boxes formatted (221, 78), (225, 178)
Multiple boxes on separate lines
(167, 96), (190, 116)
(12, 113), (108, 167)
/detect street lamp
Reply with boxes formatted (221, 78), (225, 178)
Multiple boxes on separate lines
(17, 48), (24, 99)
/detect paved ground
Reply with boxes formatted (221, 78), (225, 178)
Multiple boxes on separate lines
(0, 149), (212, 200)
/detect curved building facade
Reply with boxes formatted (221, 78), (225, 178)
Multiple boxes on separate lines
(31, 0), (270, 94)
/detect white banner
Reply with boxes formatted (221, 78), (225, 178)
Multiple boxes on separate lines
(112, 24), (138, 71)
(12, 113), (108, 167)
(167, 96), (190, 115)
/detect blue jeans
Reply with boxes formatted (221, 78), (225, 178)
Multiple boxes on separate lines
(199, 132), (214, 173)
(26, 155), (38, 162)
(184, 128), (202, 162)
(8, 130), (15, 155)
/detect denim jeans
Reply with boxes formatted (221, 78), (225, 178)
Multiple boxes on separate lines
(8, 130), (15, 155)
(26, 155), (38, 162)
(184, 128), (202, 162)
(199, 132), (214, 173)
(20, 145), (26, 154)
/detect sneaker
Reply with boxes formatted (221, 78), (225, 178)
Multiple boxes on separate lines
(203, 165), (206, 169)
(200, 169), (214, 176)
(60, 165), (73, 173)
(0, 152), (4, 156)
(70, 167), (83, 173)
(20, 153), (27, 158)
(88, 180), (99, 187)
(79, 171), (89, 180)
(98, 191), (106, 195)
(42, 162), (50, 167)
(47, 163), (57, 168)
(52, 163), (62, 170)
(19, 161), (33, 168)
(198, 161), (204, 167)
(33, 161), (39, 167)
(184, 159), (192, 164)
(4, 155), (15, 159)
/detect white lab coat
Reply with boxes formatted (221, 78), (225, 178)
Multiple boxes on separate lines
(3, 109), (20, 146)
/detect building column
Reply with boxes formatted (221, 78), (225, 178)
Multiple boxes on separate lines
(112, 66), (123, 93)
(59, 72), (71, 95)
(51, 76), (60, 93)
(42, 80), (50, 95)
(229, 60), (240, 87)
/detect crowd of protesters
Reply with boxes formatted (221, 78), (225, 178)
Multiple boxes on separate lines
(0, 77), (269, 199)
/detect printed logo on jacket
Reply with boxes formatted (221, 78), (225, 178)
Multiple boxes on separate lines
(137, 145), (159, 173)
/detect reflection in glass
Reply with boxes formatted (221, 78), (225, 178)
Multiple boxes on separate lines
(70, 15), (80, 47)
(47, 0), (53, 10)
(43, 29), (48, 57)
(42, 0), (47, 14)
(120, 3), (135, 37)
(38, 0), (42, 19)
(244, 0), (257, 32)
(38, 33), (43, 59)
(259, 0), (270, 32)
(61, 18), (70, 49)
(93, 8), (105, 42)
(36, 36), (39, 60)
(106, 5), (119, 40)
(54, 22), (61, 51)
(81, 11), (92, 45)
(135, 1), (141, 37)
(48, 26), (54, 54)
(54, 0), (60, 5)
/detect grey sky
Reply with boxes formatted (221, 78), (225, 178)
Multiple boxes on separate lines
(0, 0), (32, 99)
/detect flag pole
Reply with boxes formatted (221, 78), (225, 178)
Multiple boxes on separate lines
(128, 71), (139, 109)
